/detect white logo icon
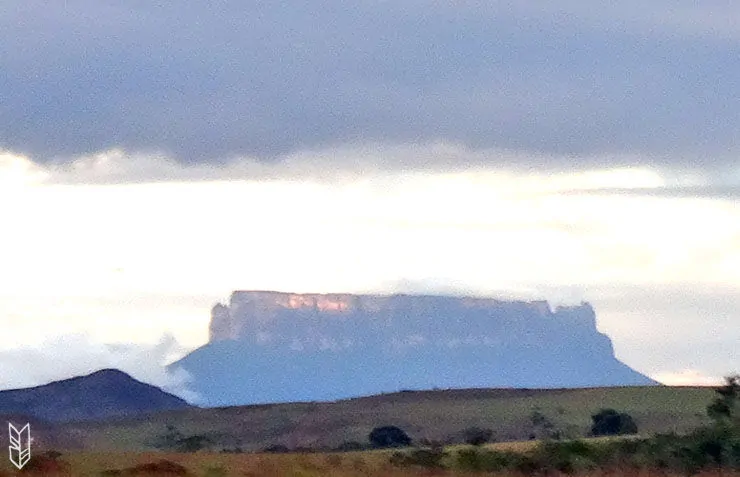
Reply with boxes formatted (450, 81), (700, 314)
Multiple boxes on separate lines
(8, 422), (31, 470)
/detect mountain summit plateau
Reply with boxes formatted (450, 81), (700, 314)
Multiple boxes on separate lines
(170, 291), (657, 406)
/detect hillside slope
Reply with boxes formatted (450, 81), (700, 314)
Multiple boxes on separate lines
(66, 385), (714, 452)
(0, 369), (192, 422)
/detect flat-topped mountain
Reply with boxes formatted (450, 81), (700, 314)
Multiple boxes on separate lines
(170, 291), (658, 406)
(0, 369), (192, 422)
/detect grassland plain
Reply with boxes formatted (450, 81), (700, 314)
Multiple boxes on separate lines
(59, 386), (714, 452)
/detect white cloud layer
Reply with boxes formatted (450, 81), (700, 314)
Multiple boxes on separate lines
(1, 145), (673, 187)
(0, 149), (737, 394)
(0, 333), (199, 402)
(654, 369), (725, 387)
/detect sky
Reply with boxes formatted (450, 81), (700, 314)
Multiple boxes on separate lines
(0, 1), (738, 397)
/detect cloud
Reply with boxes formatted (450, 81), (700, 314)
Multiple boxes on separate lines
(2, 1), (740, 178)
(0, 143), (682, 186)
(653, 369), (725, 387)
(561, 185), (740, 200)
(0, 333), (200, 403)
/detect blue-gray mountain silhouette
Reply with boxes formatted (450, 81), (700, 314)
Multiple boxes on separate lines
(0, 369), (192, 422)
(170, 291), (658, 407)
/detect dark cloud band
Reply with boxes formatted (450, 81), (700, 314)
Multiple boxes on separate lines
(2, 1), (740, 174)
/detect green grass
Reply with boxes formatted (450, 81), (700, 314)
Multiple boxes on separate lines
(59, 386), (714, 452)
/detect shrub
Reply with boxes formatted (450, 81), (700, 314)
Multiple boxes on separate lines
(389, 448), (447, 468)
(530, 409), (564, 439)
(148, 426), (212, 452)
(389, 451), (407, 467)
(293, 446), (316, 453)
(368, 426), (412, 448)
(150, 424), (184, 450)
(417, 437), (442, 447)
(462, 426), (494, 446)
(590, 408), (638, 436)
(262, 444), (291, 453)
(175, 434), (211, 452)
(334, 440), (365, 452)
(533, 439), (598, 474)
(454, 447), (534, 473)
(220, 447), (242, 453)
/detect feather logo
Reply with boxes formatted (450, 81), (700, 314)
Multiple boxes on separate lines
(8, 422), (31, 470)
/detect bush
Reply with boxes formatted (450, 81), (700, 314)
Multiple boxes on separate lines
(149, 424), (184, 450)
(417, 437), (445, 448)
(334, 441), (365, 452)
(389, 448), (447, 468)
(586, 426), (740, 474)
(368, 426), (412, 448)
(175, 434), (211, 452)
(293, 446), (316, 453)
(148, 426), (212, 452)
(590, 409), (638, 436)
(262, 444), (291, 453)
(456, 448), (514, 472)
(533, 439), (599, 474)
(220, 447), (242, 453)
(462, 426), (494, 446)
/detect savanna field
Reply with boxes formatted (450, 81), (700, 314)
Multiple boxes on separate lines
(0, 443), (738, 477)
(1, 379), (738, 477)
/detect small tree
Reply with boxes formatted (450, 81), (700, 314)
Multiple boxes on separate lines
(369, 426), (412, 448)
(590, 409), (638, 436)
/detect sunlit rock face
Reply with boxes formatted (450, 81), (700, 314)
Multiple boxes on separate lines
(173, 291), (658, 407)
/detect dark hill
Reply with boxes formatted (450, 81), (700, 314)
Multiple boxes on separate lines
(169, 291), (658, 407)
(0, 368), (192, 422)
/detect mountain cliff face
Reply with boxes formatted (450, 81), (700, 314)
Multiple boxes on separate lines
(171, 291), (658, 406)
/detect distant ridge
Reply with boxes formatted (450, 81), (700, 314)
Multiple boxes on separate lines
(170, 290), (658, 407)
(0, 368), (192, 422)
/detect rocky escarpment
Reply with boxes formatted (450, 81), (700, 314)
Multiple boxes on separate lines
(209, 291), (583, 343)
(171, 291), (658, 406)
